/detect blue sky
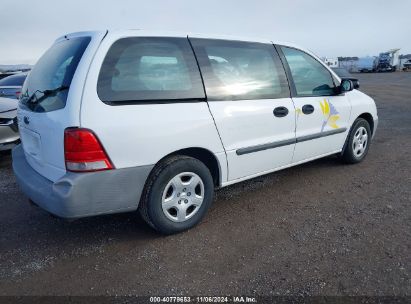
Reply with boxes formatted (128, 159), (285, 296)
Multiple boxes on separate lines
(1, 0), (410, 64)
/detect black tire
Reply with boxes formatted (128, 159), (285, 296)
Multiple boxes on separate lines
(139, 155), (214, 234)
(341, 118), (371, 164)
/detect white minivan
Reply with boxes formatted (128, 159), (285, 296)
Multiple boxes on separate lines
(13, 30), (378, 234)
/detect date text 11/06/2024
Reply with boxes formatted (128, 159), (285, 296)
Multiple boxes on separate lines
(149, 296), (257, 303)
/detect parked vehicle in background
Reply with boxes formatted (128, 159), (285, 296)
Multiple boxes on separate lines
(0, 73), (17, 80)
(13, 30), (378, 234)
(0, 73), (28, 99)
(402, 59), (411, 71)
(358, 49), (401, 73)
(0, 97), (19, 151)
(323, 57), (338, 68)
(331, 67), (360, 89)
(375, 49), (400, 72)
(357, 57), (377, 72)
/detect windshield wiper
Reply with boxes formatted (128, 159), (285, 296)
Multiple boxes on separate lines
(24, 85), (69, 105)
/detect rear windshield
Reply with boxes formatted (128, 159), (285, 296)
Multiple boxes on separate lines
(20, 36), (91, 112)
(0, 74), (27, 86)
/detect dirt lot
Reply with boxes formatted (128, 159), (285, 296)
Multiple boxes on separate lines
(0, 72), (410, 297)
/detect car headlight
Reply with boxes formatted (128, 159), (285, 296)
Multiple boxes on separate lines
(0, 117), (14, 125)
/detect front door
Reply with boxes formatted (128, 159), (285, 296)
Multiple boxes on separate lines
(190, 38), (296, 181)
(279, 46), (351, 163)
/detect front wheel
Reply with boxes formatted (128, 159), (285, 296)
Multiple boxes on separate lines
(341, 118), (371, 164)
(139, 155), (214, 234)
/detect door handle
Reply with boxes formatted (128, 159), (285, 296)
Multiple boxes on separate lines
(273, 106), (289, 117)
(302, 104), (315, 114)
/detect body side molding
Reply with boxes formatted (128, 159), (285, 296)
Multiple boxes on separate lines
(296, 128), (347, 143)
(236, 128), (347, 155)
(236, 138), (296, 155)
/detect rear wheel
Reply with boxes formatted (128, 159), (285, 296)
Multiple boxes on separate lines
(139, 155), (214, 234)
(341, 118), (371, 164)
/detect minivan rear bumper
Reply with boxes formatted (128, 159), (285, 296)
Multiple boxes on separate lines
(12, 145), (153, 219)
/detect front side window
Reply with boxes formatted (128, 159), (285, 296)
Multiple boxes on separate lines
(281, 46), (336, 96)
(190, 39), (290, 101)
(97, 37), (205, 103)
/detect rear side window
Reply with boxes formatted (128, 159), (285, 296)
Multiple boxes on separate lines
(190, 38), (289, 101)
(97, 37), (205, 103)
(280, 46), (336, 96)
(0, 74), (27, 86)
(20, 36), (91, 112)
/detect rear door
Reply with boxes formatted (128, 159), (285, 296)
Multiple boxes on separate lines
(190, 37), (296, 181)
(18, 31), (106, 181)
(278, 46), (351, 163)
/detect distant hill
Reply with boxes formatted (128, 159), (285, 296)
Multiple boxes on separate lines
(0, 64), (32, 72)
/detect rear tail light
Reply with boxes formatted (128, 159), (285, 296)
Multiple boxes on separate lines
(15, 91), (21, 98)
(64, 128), (113, 172)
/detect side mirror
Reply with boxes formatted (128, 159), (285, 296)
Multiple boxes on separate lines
(340, 77), (360, 90)
(351, 79), (360, 89)
(339, 79), (353, 93)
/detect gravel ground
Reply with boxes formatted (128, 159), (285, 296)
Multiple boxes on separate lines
(0, 72), (410, 297)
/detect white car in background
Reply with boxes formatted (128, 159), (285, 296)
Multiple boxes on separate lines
(0, 73), (28, 99)
(13, 30), (378, 234)
(0, 97), (19, 152)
